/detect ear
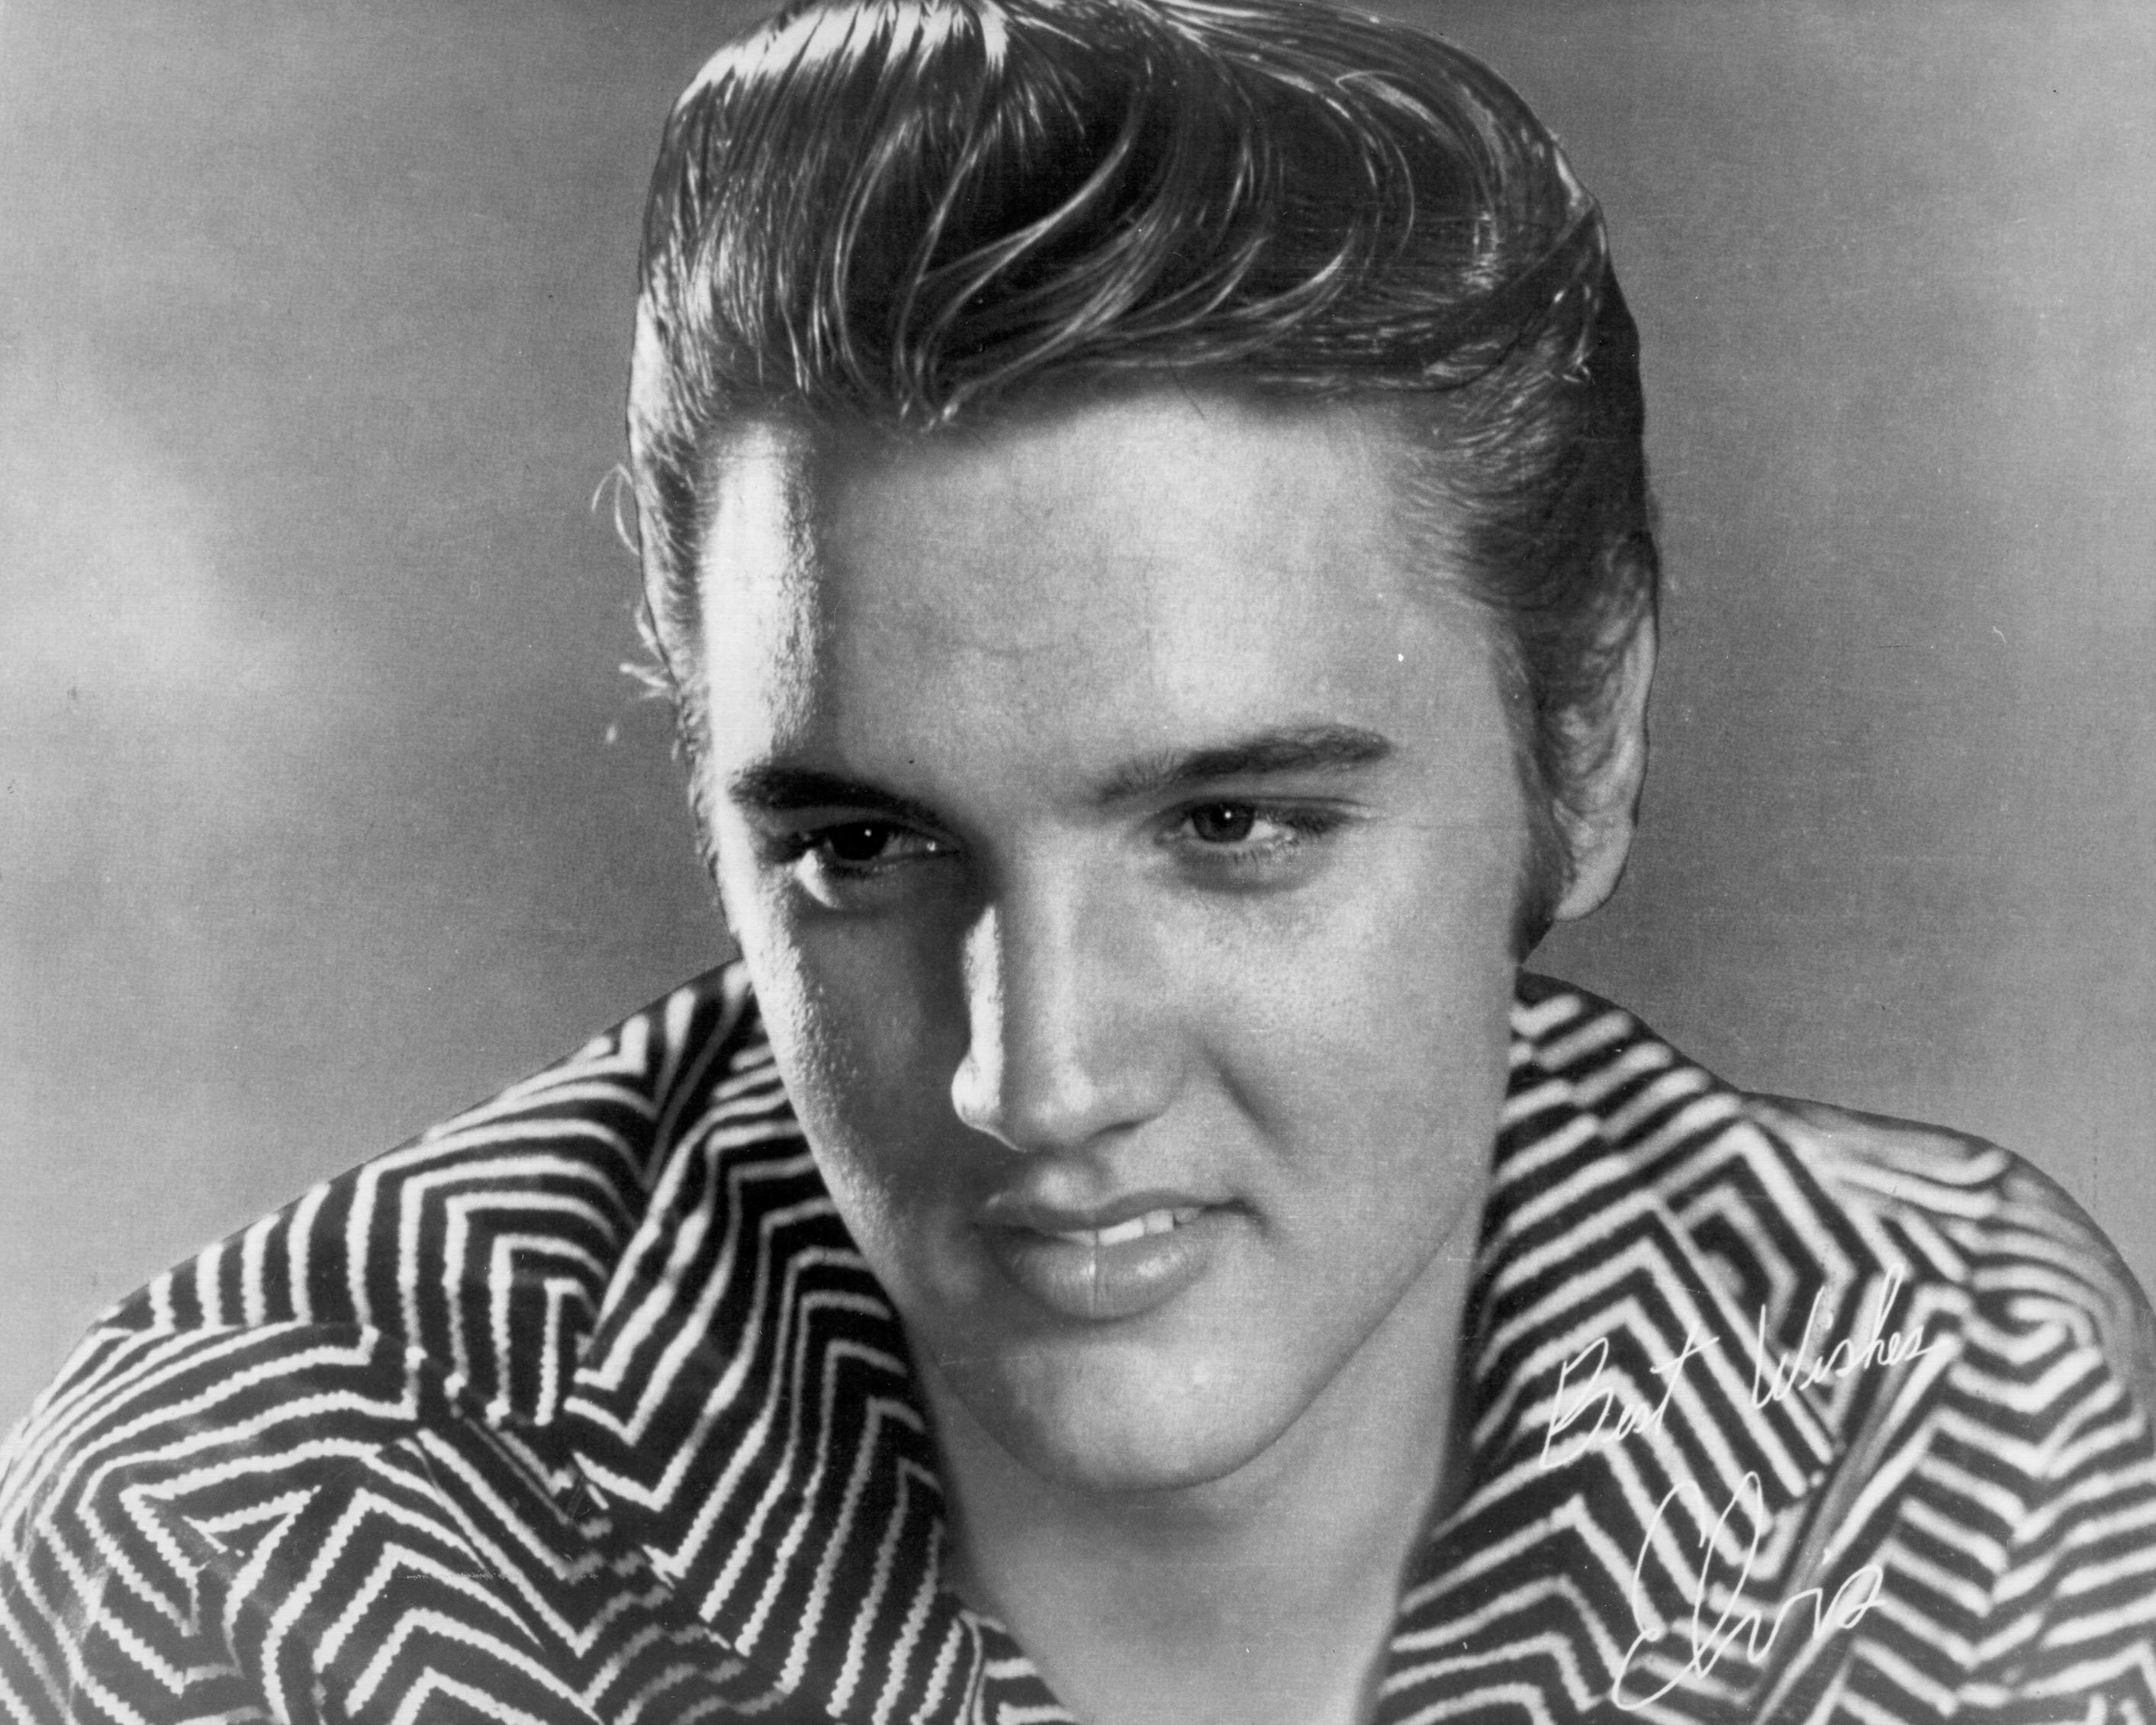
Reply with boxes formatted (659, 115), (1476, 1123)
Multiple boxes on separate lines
(1547, 616), (1656, 925)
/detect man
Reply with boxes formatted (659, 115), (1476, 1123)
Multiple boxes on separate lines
(4, 1), (2153, 1720)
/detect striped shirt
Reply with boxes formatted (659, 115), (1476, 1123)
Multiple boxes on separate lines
(4, 967), (2154, 1723)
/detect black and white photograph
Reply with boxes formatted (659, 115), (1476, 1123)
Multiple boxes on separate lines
(2, 2), (2153, 1719)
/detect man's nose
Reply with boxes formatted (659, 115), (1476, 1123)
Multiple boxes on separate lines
(948, 874), (1178, 1155)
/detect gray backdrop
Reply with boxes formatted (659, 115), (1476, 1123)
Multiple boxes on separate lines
(2, 0), (2151, 1429)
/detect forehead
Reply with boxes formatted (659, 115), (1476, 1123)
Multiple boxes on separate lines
(693, 388), (1495, 780)
(706, 385), (1414, 567)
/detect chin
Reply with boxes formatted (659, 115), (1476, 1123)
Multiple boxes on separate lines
(959, 1333), (1300, 1498)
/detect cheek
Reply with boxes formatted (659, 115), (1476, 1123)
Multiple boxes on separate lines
(1225, 805), (1519, 1032)
(1194, 819), (1519, 1213)
(716, 860), (969, 1204)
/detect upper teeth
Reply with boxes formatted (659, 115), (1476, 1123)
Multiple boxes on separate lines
(1049, 1208), (1198, 1248)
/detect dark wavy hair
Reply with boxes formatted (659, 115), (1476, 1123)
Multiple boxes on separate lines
(627, 0), (1658, 932)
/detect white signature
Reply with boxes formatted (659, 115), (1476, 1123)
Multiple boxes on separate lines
(1540, 1271), (1936, 1469)
(1610, 1471), (1884, 1711)
(1535, 1273), (1935, 1704)
(1749, 1270), (1940, 1408)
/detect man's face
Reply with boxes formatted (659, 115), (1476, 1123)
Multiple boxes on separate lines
(697, 389), (1527, 1496)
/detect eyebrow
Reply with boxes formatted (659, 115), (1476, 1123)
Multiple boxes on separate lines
(724, 764), (948, 832)
(725, 723), (1395, 828)
(1090, 723), (1395, 805)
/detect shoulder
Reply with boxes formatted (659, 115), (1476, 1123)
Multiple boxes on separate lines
(0, 963), (784, 1722)
(14, 962), (765, 1371)
(1726, 1095), (2156, 1709)
(1747, 1089), (2156, 1410)
(1517, 980), (2156, 1708)
(1512, 973), (2156, 1410)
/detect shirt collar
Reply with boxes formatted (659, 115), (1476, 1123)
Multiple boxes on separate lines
(555, 967), (1894, 1723)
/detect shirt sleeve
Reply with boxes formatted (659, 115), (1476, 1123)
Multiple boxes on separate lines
(1954, 1160), (2156, 1721)
(0, 1317), (605, 1723)
(0, 1315), (784, 1724)
(0, 967), (776, 1724)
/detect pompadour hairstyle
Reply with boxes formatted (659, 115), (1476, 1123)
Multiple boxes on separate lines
(628, 0), (1658, 932)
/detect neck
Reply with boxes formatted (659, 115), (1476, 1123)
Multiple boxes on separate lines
(920, 1239), (1476, 1725)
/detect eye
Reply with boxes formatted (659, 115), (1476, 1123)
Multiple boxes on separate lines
(800, 819), (951, 873)
(1169, 800), (1347, 874)
(1187, 803), (1259, 845)
(820, 821), (905, 865)
(772, 819), (957, 906)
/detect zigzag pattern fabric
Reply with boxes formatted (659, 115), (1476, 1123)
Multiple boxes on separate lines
(4, 967), (2154, 1723)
